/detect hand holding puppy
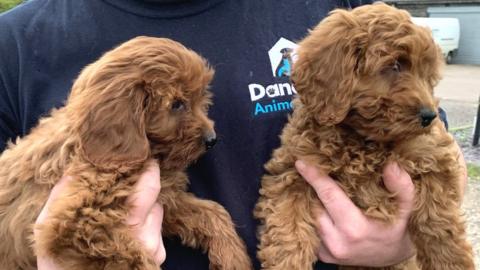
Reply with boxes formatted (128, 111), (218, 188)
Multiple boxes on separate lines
(35, 162), (165, 269)
(296, 161), (415, 267)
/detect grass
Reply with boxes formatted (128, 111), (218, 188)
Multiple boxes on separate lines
(467, 163), (480, 180)
(450, 124), (474, 132)
(0, 0), (22, 13)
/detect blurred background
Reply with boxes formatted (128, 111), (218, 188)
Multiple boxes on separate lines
(0, 0), (21, 13)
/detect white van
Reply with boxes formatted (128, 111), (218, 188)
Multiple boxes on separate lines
(411, 17), (460, 64)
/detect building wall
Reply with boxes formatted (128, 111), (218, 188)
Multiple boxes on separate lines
(384, 0), (480, 16)
(383, 1), (480, 65)
(429, 6), (480, 65)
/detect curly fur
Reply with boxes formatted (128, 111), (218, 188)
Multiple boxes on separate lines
(0, 36), (252, 270)
(254, 3), (474, 270)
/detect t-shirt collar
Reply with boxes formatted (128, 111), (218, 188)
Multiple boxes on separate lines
(102, 0), (225, 18)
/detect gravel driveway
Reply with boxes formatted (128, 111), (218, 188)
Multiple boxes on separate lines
(451, 127), (480, 268)
(463, 174), (480, 268)
(437, 65), (480, 268)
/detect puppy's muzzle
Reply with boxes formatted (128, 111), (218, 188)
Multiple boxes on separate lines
(204, 131), (217, 150)
(419, 108), (437, 127)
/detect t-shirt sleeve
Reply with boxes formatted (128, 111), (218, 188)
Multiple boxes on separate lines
(0, 13), (21, 153)
(0, 75), (19, 152)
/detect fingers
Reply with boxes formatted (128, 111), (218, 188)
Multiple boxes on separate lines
(37, 256), (63, 270)
(312, 191), (415, 266)
(136, 204), (163, 253)
(299, 160), (416, 266)
(36, 162), (165, 268)
(316, 242), (336, 264)
(35, 175), (73, 225)
(125, 161), (165, 265)
(36, 176), (73, 270)
(154, 235), (167, 266)
(382, 162), (415, 220)
(297, 160), (415, 222)
(295, 160), (364, 225)
(137, 203), (165, 265)
(150, 203), (167, 265)
(311, 206), (335, 237)
(126, 161), (161, 228)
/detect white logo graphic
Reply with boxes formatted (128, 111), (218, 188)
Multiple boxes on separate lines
(268, 38), (299, 77)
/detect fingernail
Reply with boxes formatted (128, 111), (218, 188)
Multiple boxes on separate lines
(295, 160), (306, 172)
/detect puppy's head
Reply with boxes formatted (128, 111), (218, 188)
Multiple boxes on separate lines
(292, 3), (443, 142)
(67, 36), (215, 171)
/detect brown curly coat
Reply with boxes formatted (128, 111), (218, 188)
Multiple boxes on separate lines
(0, 37), (252, 270)
(254, 3), (474, 270)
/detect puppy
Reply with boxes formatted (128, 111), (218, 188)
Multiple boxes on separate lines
(254, 3), (474, 270)
(0, 36), (252, 270)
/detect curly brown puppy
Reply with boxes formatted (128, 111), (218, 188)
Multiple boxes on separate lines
(254, 3), (474, 270)
(0, 36), (252, 270)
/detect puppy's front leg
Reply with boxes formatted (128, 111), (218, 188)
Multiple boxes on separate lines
(409, 173), (474, 270)
(34, 171), (159, 270)
(255, 174), (320, 270)
(161, 191), (252, 270)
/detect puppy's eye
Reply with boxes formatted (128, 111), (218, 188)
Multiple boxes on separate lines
(392, 60), (402, 73)
(171, 100), (185, 111)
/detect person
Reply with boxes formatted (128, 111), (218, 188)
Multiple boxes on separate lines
(0, 0), (466, 269)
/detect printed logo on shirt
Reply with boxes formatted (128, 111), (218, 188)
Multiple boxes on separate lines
(268, 37), (298, 77)
(248, 38), (299, 117)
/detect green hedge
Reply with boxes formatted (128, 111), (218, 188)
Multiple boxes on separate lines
(0, 0), (23, 13)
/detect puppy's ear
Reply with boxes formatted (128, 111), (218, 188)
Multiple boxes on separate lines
(292, 9), (366, 125)
(69, 69), (150, 171)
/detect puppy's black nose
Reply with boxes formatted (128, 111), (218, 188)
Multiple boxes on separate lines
(419, 108), (437, 127)
(204, 131), (217, 150)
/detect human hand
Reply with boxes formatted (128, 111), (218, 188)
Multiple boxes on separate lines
(35, 161), (165, 269)
(34, 175), (72, 270)
(295, 160), (415, 267)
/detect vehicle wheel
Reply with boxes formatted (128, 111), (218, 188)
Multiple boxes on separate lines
(446, 51), (453, 64)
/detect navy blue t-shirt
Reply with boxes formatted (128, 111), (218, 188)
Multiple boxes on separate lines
(0, 0), (371, 269)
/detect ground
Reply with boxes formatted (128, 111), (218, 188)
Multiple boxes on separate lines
(0, 0), (22, 13)
(437, 64), (480, 268)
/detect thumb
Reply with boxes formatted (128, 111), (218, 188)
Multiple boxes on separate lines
(382, 162), (415, 220)
(36, 175), (73, 225)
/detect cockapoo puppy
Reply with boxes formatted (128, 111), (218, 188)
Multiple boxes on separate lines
(255, 3), (473, 270)
(0, 37), (252, 270)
